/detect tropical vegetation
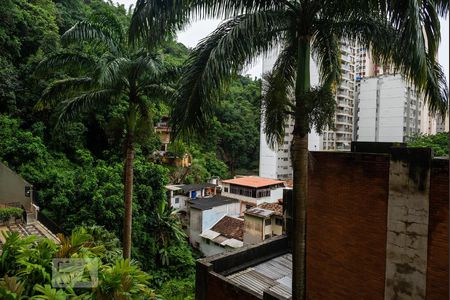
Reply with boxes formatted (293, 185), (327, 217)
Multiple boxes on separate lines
(130, 0), (448, 298)
(0, 226), (155, 299)
(0, 0), (262, 298)
(409, 132), (449, 156)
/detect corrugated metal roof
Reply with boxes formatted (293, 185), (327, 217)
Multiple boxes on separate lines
(226, 253), (292, 298)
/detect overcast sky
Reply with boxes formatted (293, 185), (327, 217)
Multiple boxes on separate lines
(115, 0), (449, 81)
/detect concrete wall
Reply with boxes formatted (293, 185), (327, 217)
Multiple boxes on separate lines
(384, 148), (431, 300)
(189, 208), (203, 247)
(0, 162), (32, 211)
(271, 216), (283, 236)
(201, 203), (240, 231)
(243, 214), (263, 244)
(171, 195), (189, 210)
(306, 150), (449, 300)
(199, 239), (236, 257)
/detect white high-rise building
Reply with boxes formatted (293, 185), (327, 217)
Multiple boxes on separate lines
(259, 41), (370, 179)
(321, 41), (369, 151)
(355, 75), (427, 142)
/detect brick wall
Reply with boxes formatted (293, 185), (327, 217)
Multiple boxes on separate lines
(306, 152), (390, 300)
(426, 158), (449, 299)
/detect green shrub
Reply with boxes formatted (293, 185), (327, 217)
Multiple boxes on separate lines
(0, 207), (23, 222)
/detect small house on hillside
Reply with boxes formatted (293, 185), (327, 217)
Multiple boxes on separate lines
(200, 216), (244, 256)
(188, 195), (240, 253)
(0, 162), (59, 244)
(221, 176), (285, 213)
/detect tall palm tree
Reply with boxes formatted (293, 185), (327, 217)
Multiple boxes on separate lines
(130, 1), (448, 298)
(35, 14), (175, 259)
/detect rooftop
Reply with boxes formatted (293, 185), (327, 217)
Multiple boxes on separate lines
(258, 202), (283, 217)
(189, 195), (238, 210)
(211, 216), (244, 241)
(222, 176), (285, 188)
(245, 207), (275, 218)
(165, 183), (216, 193)
(0, 222), (59, 245)
(182, 183), (216, 192)
(227, 253), (292, 299)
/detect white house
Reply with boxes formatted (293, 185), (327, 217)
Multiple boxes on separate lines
(188, 195), (240, 255)
(165, 183), (217, 211)
(221, 176), (286, 213)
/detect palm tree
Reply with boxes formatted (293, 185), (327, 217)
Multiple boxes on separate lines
(130, 1), (448, 298)
(35, 14), (175, 259)
(151, 200), (186, 266)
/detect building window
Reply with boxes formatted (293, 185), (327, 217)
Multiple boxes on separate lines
(175, 198), (180, 204)
(265, 219), (272, 226)
(275, 218), (283, 226)
(224, 187), (229, 193)
(245, 204), (253, 210)
(205, 239), (210, 245)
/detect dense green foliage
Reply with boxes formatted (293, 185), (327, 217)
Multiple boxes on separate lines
(409, 132), (449, 156)
(0, 208), (23, 223)
(0, 0), (262, 298)
(0, 227), (156, 299)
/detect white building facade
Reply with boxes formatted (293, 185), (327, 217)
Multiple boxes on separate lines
(355, 75), (426, 142)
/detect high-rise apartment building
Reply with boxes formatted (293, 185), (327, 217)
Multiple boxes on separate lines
(321, 41), (368, 150)
(354, 75), (426, 142)
(260, 41), (374, 179)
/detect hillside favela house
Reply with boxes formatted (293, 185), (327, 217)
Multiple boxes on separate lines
(195, 143), (448, 300)
(0, 162), (59, 245)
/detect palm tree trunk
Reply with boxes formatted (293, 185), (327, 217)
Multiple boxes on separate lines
(291, 37), (311, 300)
(123, 134), (134, 259)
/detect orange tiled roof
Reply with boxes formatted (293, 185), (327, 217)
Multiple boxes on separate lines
(222, 176), (285, 188)
(211, 216), (244, 241)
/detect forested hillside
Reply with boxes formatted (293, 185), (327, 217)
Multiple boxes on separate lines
(0, 0), (261, 298)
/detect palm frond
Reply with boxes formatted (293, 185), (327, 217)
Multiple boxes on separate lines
(262, 42), (297, 148)
(304, 86), (336, 134)
(89, 10), (125, 43)
(129, 0), (285, 45)
(56, 89), (118, 126)
(141, 84), (175, 101)
(62, 21), (120, 55)
(98, 57), (131, 87)
(35, 77), (94, 110)
(171, 10), (288, 138)
(423, 56), (449, 115)
(34, 52), (96, 77)
(311, 25), (341, 89)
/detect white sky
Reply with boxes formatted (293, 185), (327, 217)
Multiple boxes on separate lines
(115, 0), (448, 82)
